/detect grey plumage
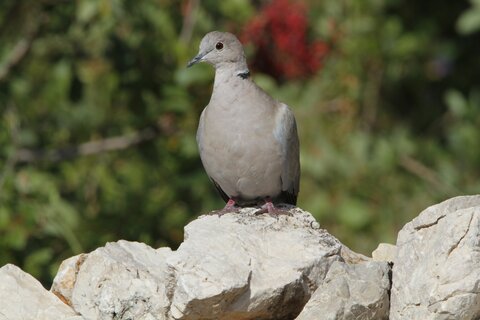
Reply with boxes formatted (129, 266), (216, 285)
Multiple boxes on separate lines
(188, 31), (300, 210)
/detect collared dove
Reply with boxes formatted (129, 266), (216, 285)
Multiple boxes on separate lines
(188, 31), (300, 215)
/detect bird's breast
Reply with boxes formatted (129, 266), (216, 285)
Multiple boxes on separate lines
(198, 100), (283, 200)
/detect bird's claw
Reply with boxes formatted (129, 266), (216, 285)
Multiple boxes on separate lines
(209, 199), (239, 217)
(254, 200), (292, 217)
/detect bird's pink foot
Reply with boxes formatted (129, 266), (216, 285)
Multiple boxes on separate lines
(255, 199), (292, 217)
(211, 199), (239, 216)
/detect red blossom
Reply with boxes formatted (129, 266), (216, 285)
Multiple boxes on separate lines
(241, 0), (329, 80)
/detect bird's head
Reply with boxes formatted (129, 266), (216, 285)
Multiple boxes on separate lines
(187, 31), (248, 71)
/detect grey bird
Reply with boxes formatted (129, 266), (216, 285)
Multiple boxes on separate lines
(188, 31), (300, 215)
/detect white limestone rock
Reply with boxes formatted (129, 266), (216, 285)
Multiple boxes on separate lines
(372, 243), (396, 263)
(47, 207), (344, 320)
(70, 240), (173, 320)
(167, 207), (342, 320)
(390, 195), (480, 320)
(26, 206), (394, 320)
(296, 261), (391, 320)
(51, 253), (88, 306)
(0, 264), (83, 320)
(341, 245), (371, 264)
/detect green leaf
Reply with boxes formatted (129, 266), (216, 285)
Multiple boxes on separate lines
(457, 7), (480, 34)
(0, 207), (10, 229)
(338, 198), (371, 230)
(77, 0), (98, 23)
(445, 89), (467, 117)
(24, 248), (54, 280)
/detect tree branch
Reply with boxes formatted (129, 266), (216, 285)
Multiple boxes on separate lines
(0, 19), (38, 83)
(0, 103), (20, 193)
(179, 0), (200, 45)
(399, 155), (457, 194)
(14, 126), (162, 164)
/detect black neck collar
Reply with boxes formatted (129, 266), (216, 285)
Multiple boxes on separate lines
(236, 70), (250, 79)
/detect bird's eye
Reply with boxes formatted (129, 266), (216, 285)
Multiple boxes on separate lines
(215, 42), (224, 50)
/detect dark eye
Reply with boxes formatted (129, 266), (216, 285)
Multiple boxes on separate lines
(215, 42), (224, 50)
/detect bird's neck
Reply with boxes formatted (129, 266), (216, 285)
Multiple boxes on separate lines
(214, 60), (250, 82)
(211, 63), (252, 107)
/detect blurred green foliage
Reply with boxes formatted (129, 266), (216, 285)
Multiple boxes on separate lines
(0, 0), (479, 286)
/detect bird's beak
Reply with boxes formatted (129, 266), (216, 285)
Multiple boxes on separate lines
(187, 52), (205, 68)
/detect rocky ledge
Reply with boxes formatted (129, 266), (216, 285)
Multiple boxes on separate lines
(1, 195), (479, 320)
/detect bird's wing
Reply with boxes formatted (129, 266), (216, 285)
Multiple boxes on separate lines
(274, 103), (300, 205)
(197, 108), (230, 203)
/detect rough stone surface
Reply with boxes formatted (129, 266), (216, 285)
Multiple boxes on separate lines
(4, 197), (480, 319)
(51, 253), (87, 306)
(390, 195), (480, 320)
(341, 245), (371, 264)
(167, 207), (342, 320)
(371, 243), (396, 263)
(296, 261), (391, 320)
(71, 240), (173, 320)
(0, 264), (83, 320)
(46, 207), (343, 320)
